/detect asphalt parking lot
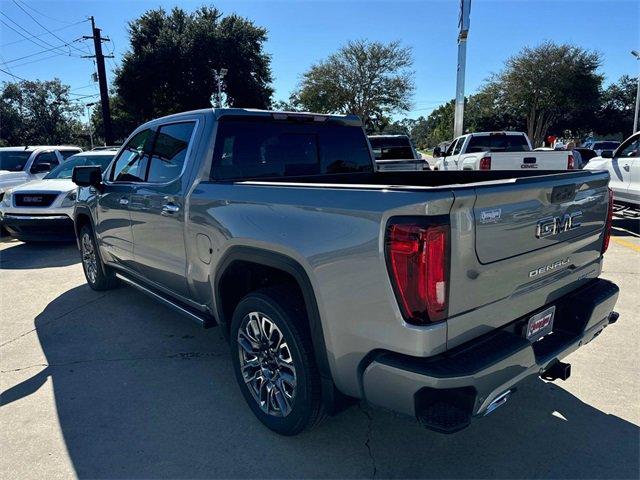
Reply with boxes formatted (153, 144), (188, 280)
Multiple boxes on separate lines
(1, 217), (638, 479)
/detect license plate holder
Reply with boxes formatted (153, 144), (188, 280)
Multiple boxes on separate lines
(524, 306), (555, 342)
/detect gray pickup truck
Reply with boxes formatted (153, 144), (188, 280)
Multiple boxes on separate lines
(71, 108), (619, 435)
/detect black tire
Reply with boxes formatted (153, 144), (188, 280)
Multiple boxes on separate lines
(79, 224), (118, 291)
(230, 286), (324, 435)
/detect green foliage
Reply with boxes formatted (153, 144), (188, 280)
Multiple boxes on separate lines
(114, 5), (274, 125)
(484, 42), (603, 146)
(595, 75), (637, 139)
(90, 96), (138, 144)
(0, 79), (86, 146)
(292, 39), (414, 131)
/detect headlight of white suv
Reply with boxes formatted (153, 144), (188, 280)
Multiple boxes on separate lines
(60, 190), (78, 207)
(1, 190), (12, 207)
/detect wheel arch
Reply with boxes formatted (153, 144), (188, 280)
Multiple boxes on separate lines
(214, 246), (342, 412)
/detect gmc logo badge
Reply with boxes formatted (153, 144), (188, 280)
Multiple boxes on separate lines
(536, 211), (582, 238)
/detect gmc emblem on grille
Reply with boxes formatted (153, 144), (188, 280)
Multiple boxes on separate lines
(23, 196), (43, 203)
(536, 211), (582, 238)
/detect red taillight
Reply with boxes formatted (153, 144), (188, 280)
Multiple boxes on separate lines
(567, 154), (575, 170)
(385, 222), (449, 323)
(479, 156), (491, 170)
(602, 188), (614, 254)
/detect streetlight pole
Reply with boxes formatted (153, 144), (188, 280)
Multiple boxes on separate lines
(85, 102), (96, 150)
(211, 68), (228, 108)
(632, 50), (640, 134)
(454, 0), (471, 138)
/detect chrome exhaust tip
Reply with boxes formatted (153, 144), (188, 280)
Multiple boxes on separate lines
(484, 390), (512, 416)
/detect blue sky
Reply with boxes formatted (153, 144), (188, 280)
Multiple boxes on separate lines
(1, 0), (638, 121)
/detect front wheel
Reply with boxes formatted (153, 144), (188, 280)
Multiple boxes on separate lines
(230, 287), (324, 435)
(79, 225), (118, 291)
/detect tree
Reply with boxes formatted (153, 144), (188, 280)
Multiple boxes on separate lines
(90, 95), (138, 144)
(114, 6), (273, 125)
(0, 79), (85, 146)
(595, 75), (637, 138)
(484, 42), (602, 146)
(292, 40), (414, 131)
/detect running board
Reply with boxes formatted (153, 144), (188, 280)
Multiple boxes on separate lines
(115, 272), (214, 327)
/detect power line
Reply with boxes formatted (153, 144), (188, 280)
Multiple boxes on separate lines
(0, 19), (88, 48)
(12, 0), (87, 55)
(3, 38), (84, 64)
(0, 67), (28, 81)
(0, 14), (62, 52)
(13, 0), (84, 25)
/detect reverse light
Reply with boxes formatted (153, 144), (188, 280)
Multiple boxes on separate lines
(567, 154), (575, 170)
(479, 156), (491, 170)
(385, 220), (450, 324)
(602, 188), (614, 254)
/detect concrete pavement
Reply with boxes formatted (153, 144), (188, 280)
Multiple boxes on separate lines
(1, 217), (638, 479)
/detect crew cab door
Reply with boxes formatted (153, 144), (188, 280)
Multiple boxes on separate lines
(441, 138), (459, 170)
(128, 120), (197, 297)
(610, 135), (640, 205)
(96, 128), (154, 267)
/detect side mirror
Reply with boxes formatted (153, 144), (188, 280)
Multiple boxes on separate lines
(433, 146), (442, 158)
(31, 162), (51, 173)
(73, 165), (103, 190)
(601, 151), (614, 159)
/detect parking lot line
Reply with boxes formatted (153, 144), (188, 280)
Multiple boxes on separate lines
(611, 237), (640, 253)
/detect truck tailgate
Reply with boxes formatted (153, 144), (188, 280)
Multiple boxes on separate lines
(446, 171), (610, 348)
(485, 151), (571, 170)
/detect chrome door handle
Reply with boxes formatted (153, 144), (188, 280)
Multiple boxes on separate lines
(623, 164), (630, 171)
(161, 203), (180, 215)
(119, 198), (129, 206)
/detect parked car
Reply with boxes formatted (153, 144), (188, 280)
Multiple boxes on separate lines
(432, 132), (575, 170)
(585, 132), (639, 210)
(0, 149), (116, 242)
(368, 135), (429, 171)
(583, 140), (621, 157)
(0, 146), (82, 201)
(573, 147), (598, 167)
(71, 108), (618, 436)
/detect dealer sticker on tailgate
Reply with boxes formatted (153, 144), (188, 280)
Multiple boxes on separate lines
(525, 305), (555, 342)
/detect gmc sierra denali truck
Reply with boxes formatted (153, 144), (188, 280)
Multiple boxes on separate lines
(71, 108), (619, 436)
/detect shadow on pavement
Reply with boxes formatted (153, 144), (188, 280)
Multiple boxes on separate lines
(2, 284), (638, 479)
(0, 241), (79, 270)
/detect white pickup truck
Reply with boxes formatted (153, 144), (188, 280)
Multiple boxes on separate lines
(433, 132), (575, 171)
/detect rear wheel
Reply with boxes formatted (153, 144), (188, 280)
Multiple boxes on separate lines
(230, 287), (324, 435)
(79, 224), (118, 291)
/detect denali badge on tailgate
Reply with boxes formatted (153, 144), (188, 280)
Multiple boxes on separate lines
(529, 258), (570, 278)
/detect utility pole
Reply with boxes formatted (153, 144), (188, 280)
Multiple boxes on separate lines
(83, 17), (114, 145)
(453, 0), (471, 138)
(632, 50), (639, 134)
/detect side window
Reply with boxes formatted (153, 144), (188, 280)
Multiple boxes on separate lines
(618, 138), (640, 158)
(60, 150), (80, 160)
(453, 138), (464, 155)
(147, 122), (196, 183)
(33, 151), (59, 170)
(445, 139), (458, 156)
(110, 129), (153, 182)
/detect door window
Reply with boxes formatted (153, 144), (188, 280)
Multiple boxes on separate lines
(444, 139), (458, 156)
(33, 151), (59, 170)
(453, 138), (464, 155)
(110, 129), (153, 182)
(146, 122), (196, 183)
(617, 137), (640, 158)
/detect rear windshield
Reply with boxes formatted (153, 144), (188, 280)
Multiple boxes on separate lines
(0, 151), (31, 172)
(466, 134), (530, 153)
(211, 118), (373, 180)
(369, 137), (414, 160)
(592, 142), (619, 150)
(45, 154), (115, 179)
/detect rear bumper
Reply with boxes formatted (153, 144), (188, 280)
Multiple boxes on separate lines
(0, 213), (75, 241)
(360, 278), (619, 432)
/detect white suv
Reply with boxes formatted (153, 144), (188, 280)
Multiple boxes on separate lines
(0, 146), (82, 200)
(0, 149), (116, 242)
(585, 132), (639, 210)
